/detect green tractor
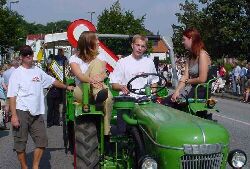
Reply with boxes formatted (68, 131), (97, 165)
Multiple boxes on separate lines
(172, 77), (219, 120)
(64, 73), (247, 169)
(45, 19), (246, 168)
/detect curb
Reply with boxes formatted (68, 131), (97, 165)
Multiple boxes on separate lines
(212, 93), (243, 101)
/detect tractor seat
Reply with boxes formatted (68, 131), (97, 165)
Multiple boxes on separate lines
(187, 98), (207, 103)
(113, 95), (136, 102)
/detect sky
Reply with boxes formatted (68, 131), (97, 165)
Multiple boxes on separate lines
(11, 0), (186, 45)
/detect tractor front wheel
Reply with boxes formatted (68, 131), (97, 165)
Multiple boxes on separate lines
(75, 117), (100, 169)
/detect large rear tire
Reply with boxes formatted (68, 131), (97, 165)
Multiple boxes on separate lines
(75, 117), (99, 169)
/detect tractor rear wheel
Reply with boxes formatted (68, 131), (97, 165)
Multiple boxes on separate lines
(75, 117), (99, 169)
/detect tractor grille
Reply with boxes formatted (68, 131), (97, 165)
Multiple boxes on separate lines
(181, 153), (223, 169)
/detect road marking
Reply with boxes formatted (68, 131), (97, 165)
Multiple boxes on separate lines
(214, 114), (250, 126)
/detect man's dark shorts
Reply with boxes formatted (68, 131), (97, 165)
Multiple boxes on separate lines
(13, 110), (48, 152)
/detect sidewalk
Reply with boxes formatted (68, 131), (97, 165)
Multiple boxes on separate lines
(212, 92), (243, 101)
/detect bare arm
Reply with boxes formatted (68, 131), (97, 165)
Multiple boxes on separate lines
(171, 62), (189, 102)
(112, 83), (129, 94)
(70, 62), (105, 88)
(151, 83), (158, 94)
(70, 62), (90, 83)
(175, 62), (189, 93)
(52, 80), (74, 91)
(10, 96), (19, 128)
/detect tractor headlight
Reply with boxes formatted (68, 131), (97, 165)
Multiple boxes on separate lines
(228, 149), (247, 168)
(141, 157), (157, 169)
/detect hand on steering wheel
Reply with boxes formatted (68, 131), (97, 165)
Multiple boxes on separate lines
(126, 73), (167, 96)
(120, 85), (130, 95)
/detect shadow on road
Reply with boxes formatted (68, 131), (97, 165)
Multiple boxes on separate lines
(26, 147), (65, 169)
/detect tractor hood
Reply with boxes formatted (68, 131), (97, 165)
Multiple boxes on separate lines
(133, 102), (229, 149)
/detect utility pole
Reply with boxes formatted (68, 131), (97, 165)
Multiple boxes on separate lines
(9, 0), (19, 11)
(87, 11), (95, 23)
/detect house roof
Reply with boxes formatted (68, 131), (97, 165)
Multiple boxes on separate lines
(152, 40), (169, 53)
(26, 34), (45, 41)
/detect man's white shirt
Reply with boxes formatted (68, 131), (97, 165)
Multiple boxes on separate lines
(7, 66), (55, 116)
(109, 55), (158, 96)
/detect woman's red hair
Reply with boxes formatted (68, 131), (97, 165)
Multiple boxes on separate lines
(183, 28), (205, 58)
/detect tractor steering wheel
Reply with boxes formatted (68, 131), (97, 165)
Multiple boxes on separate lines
(126, 73), (167, 95)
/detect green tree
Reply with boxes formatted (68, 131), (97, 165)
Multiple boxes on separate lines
(23, 22), (46, 34)
(203, 0), (249, 59)
(97, 0), (150, 55)
(0, 0), (70, 62)
(172, 0), (249, 60)
(172, 0), (203, 57)
(0, 7), (27, 51)
(46, 20), (71, 34)
(23, 20), (71, 35)
(0, 0), (6, 9)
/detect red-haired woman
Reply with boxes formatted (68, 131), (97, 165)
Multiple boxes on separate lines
(169, 28), (212, 104)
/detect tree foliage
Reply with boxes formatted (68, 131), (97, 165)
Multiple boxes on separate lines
(172, 0), (249, 60)
(172, 1), (202, 57)
(0, 0), (70, 51)
(22, 20), (70, 35)
(45, 20), (71, 34)
(0, 2), (70, 52)
(97, 0), (150, 55)
(0, 0), (6, 9)
(0, 8), (27, 51)
(1, 0), (151, 60)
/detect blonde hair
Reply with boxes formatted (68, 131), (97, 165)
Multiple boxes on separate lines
(132, 34), (148, 44)
(77, 31), (99, 62)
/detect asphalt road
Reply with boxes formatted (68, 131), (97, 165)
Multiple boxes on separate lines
(213, 98), (250, 169)
(0, 97), (249, 169)
(0, 121), (74, 169)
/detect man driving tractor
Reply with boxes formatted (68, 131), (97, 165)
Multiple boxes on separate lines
(109, 34), (159, 135)
(109, 34), (159, 97)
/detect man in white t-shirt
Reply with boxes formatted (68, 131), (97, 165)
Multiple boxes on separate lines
(109, 35), (158, 135)
(7, 45), (74, 169)
(109, 34), (159, 97)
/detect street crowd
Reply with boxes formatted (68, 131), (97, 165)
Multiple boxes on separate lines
(158, 59), (250, 103)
